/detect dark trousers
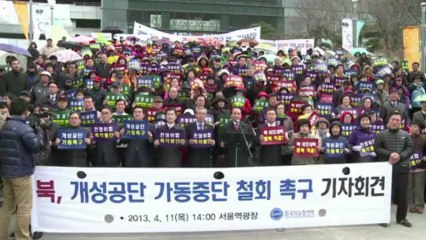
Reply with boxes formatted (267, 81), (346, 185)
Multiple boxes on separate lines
(392, 171), (409, 222)
(281, 154), (293, 166)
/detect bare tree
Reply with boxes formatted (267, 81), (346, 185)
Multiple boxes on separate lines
(296, 0), (423, 54)
(297, 0), (354, 46)
(364, 0), (423, 53)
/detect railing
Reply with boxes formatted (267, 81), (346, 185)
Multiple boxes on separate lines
(147, 0), (279, 7)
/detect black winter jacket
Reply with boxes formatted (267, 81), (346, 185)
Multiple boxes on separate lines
(0, 116), (42, 177)
(374, 129), (414, 173)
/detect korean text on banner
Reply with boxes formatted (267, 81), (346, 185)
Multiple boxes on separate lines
(260, 39), (314, 55)
(133, 22), (261, 43)
(32, 163), (392, 233)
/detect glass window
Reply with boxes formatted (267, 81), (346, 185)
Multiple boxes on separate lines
(150, 14), (162, 28)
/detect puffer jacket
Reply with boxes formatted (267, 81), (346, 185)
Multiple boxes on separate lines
(374, 129), (414, 173)
(0, 116), (42, 177)
(31, 82), (49, 104)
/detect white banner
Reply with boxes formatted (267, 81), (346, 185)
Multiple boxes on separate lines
(0, 1), (20, 25)
(260, 39), (315, 55)
(133, 22), (260, 44)
(32, 163), (392, 233)
(133, 21), (176, 40)
(32, 3), (72, 42)
(342, 18), (354, 50)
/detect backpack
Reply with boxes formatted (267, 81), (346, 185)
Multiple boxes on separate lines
(411, 85), (426, 108)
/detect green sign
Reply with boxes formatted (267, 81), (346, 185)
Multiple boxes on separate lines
(105, 93), (126, 108)
(134, 94), (154, 108)
(231, 96), (246, 108)
(109, 84), (130, 96)
(52, 109), (73, 127)
(219, 114), (232, 126)
(253, 99), (269, 113)
(113, 114), (132, 127)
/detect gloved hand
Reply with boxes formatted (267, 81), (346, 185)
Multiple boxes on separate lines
(352, 145), (361, 151)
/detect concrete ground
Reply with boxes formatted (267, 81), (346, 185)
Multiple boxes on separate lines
(30, 206), (426, 240)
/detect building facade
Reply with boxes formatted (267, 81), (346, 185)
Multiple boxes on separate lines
(101, 0), (306, 38)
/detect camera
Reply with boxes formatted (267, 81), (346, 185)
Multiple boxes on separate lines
(34, 109), (51, 119)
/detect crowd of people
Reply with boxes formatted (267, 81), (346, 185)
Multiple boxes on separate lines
(0, 36), (425, 235)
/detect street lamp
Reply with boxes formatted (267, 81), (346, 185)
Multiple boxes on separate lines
(352, 0), (358, 48)
(421, 2), (426, 72)
(47, 0), (56, 26)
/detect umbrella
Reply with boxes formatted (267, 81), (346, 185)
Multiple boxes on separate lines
(46, 26), (70, 44)
(155, 38), (173, 46)
(237, 38), (259, 47)
(324, 50), (336, 58)
(108, 56), (119, 64)
(253, 43), (277, 53)
(313, 47), (325, 56)
(415, 95), (426, 103)
(72, 35), (95, 44)
(96, 38), (111, 46)
(349, 47), (371, 56)
(258, 54), (277, 64)
(58, 41), (83, 50)
(0, 43), (31, 57)
(50, 49), (82, 63)
(102, 26), (124, 35)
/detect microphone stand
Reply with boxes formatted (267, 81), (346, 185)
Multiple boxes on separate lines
(239, 122), (253, 160)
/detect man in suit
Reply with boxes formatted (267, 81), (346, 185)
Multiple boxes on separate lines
(219, 107), (254, 167)
(42, 81), (60, 110)
(186, 107), (215, 167)
(258, 107), (288, 166)
(154, 109), (186, 167)
(412, 100), (426, 127)
(381, 89), (410, 125)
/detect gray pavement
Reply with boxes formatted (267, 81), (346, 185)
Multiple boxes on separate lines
(34, 206), (426, 240)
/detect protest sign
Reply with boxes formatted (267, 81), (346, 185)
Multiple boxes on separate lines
(359, 137), (375, 157)
(123, 120), (149, 139)
(32, 163), (391, 233)
(260, 126), (287, 145)
(57, 128), (87, 150)
(342, 123), (357, 137)
(177, 115), (196, 127)
(253, 99), (269, 113)
(91, 123), (118, 142)
(164, 104), (184, 116)
(189, 129), (214, 148)
(133, 94), (155, 108)
(323, 139), (346, 158)
(80, 111), (98, 127)
(293, 138), (319, 157)
(69, 99), (84, 112)
(409, 152), (424, 169)
(155, 128), (185, 148)
(315, 103), (333, 118)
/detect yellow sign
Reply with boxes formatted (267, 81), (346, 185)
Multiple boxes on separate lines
(403, 26), (420, 71)
(13, 2), (29, 40)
